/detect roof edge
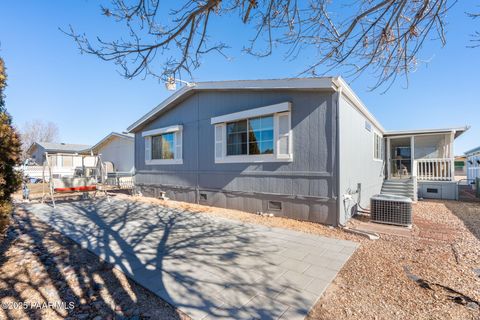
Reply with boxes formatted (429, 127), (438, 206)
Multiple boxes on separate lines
(385, 126), (470, 139)
(85, 132), (134, 153)
(126, 78), (338, 133)
(332, 77), (385, 133)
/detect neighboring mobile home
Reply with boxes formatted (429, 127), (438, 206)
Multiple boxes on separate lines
(86, 132), (134, 173)
(127, 77), (468, 226)
(465, 146), (480, 181)
(26, 142), (96, 179)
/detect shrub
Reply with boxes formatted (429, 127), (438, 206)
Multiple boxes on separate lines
(0, 57), (22, 234)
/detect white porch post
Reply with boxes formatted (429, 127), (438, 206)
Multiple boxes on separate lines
(411, 136), (415, 175)
(386, 137), (391, 179)
(450, 131), (455, 179)
(411, 136), (417, 201)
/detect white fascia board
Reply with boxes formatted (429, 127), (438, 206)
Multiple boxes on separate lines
(211, 102), (291, 124)
(142, 125), (183, 137)
(127, 86), (192, 133)
(89, 132), (134, 153)
(196, 78), (335, 90)
(333, 76), (386, 134)
(385, 126), (469, 138)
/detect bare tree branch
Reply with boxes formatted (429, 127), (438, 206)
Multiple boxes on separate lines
(20, 120), (60, 161)
(64, 0), (468, 90)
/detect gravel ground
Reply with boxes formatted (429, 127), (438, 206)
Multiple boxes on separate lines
(119, 195), (480, 320)
(0, 204), (189, 320)
(3, 192), (480, 320)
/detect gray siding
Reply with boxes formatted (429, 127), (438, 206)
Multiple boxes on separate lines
(30, 145), (46, 164)
(97, 137), (134, 172)
(134, 90), (338, 224)
(338, 95), (384, 225)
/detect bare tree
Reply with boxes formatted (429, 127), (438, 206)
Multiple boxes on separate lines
(65, 0), (470, 90)
(20, 120), (59, 161)
(468, 11), (480, 48)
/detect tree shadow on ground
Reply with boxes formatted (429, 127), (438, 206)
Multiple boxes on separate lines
(0, 202), (185, 319)
(14, 197), (313, 319)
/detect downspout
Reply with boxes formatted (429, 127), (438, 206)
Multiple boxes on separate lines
(195, 94), (200, 204)
(335, 85), (344, 227)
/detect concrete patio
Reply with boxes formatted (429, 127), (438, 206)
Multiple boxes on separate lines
(24, 198), (358, 320)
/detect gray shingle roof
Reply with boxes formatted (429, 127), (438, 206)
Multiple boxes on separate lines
(36, 142), (92, 153)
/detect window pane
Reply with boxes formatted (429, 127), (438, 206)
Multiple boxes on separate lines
(152, 133), (175, 160)
(248, 115), (274, 155)
(227, 120), (247, 134)
(227, 120), (248, 155)
(248, 117), (262, 132)
(227, 143), (247, 156)
(261, 130), (273, 141)
(260, 141), (274, 154)
(279, 136), (288, 154)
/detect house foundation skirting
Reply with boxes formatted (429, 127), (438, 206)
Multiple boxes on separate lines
(417, 181), (457, 200)
(135, 183), (338, 225)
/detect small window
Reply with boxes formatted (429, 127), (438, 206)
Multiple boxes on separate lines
(373, 132), (383, 160)
(152, 132), (175, 160)
(143, 125), (183, 165)
(426, 188), (439, 194)
(63, 156), (73, 167)
(200, 193), (208, 201)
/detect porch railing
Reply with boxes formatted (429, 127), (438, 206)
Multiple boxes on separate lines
(413, 158), (454, 181)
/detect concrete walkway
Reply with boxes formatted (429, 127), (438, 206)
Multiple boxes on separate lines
(25, 198), (358, 320)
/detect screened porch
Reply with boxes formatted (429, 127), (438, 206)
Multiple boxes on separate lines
(386, 130), (461, 182)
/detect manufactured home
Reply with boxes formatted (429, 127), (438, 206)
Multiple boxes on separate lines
(127, 78), (468, 226)
(86, 132), (134, 173)
(465, 146), (480, 181)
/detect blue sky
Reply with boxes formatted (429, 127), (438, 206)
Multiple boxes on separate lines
(0, 0), (478, 154)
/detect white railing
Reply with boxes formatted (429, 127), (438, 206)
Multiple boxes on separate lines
(413, 158), (453, 181)
(15, 165), (77, 182)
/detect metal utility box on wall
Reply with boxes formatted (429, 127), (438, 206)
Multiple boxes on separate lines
(371, 194), (412, 227)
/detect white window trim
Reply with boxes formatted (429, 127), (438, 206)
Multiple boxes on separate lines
(211, 102), (291, 124)
(146, 159), (183, 165)
(373, 131), (384, 162)
(142, 125), (183, 137)
(213, 109), (293, 164)
(143, 125), (183, 165)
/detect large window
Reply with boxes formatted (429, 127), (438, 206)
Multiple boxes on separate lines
(374, 132), (383, 160)
(213, 102), (292, 163)
(152, 132), (175, 159)
(226, 115), (274, 156)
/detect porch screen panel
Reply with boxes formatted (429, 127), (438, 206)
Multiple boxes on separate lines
(413, 134), (449, 159)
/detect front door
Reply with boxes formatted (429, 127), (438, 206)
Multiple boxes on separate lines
(389, 137), (412, 179)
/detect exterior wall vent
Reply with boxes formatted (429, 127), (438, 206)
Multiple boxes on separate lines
(371, 194), (412, 227)
(268, 201), (282, 211)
